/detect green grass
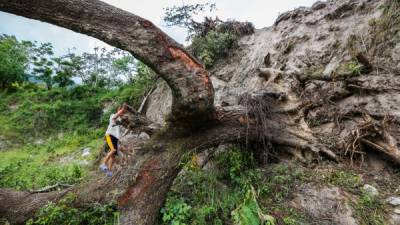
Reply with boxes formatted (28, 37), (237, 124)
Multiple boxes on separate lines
(257, 164), (311, 225)
(0, 130), (103, 190)
(353, 192), (386, 225)
(0, 87), (107, 144)
(327, 170), (361, 190)
(0, 59), (155, 224)
(0, 87), (108, 191)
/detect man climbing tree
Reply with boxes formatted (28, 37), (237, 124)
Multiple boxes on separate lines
(100, 103), (128, 177)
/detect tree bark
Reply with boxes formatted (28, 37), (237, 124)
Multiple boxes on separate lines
(0, 0), (214, 122)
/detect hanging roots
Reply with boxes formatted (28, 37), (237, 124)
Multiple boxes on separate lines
(343, 114), (400, 165)
(239, 93), (275, 163)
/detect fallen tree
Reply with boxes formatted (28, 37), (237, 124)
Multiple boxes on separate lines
(1, 0), (400, 224)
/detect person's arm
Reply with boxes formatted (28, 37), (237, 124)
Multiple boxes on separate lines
(112, 103), (128, 121)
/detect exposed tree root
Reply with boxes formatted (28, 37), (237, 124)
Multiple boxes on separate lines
(343, 114), (400, 165)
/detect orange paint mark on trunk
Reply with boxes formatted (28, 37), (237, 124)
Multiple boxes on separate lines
(168, 46), (211, 90)
(117, 159), (159, 207)
(168, 47), (203, 71)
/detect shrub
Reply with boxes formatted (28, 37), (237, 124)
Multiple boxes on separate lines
(214, 146), (256, 185)
(190, 31), (238, 68)
(161, 196), (192, 225)
(189, 20), (254, 68)
(26, 194), (117, 225)
(161, 146), (264, 225)
(163, 2), (254, 68)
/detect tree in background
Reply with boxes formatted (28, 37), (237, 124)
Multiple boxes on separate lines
(0, 35), (31, 91)
(53, 53), (81, 87)
(163, 2), (217, 39)
(77, 47), (138, 88)
(30, 42), (55, 90)
(111, 51), (136, 84)
(79, 47), (117, 88)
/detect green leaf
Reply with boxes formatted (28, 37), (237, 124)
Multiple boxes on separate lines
(231, 187), (275, 225)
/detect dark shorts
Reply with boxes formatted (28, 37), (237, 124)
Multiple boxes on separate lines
(104, 134), (119, 155)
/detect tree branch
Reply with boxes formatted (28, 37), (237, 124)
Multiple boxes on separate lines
(0, 0), (214, 122)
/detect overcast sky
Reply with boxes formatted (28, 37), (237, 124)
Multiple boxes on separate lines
(0, 0), (316, 55)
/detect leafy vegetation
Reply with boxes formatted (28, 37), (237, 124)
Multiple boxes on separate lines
(161, 147), (309, 225)
(327, 170), (361, 190)
(163, 2), (254, 68)
(163, 2), (216, 37)
(161, 147), (258, 224)
(232, 188), (275, 225)
(161, 196), (192, 225)
(0, 62), (155, 142)
(0, 34), (144, 91)
(0, 88), (102, 141)
(347, 60), (363, 76)
(26, 194), (118, 225)
(0, 76), (156, 190)
(31, 42), (56, 90)
(0, 35), (31, 90)
(0, 130), (102, 190)
(353, 191), (385, 225)
(0, 32), (159, 225)
(190, 31), (238, 68)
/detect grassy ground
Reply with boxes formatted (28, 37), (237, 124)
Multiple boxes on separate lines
(0, 130), (103, 190)
(0, 87), (110, 190)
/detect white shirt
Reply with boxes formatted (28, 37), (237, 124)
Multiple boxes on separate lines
(105, 113), (123, 139)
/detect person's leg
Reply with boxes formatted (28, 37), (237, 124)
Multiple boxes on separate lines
(107, 135), (119, 170)
(100, 138), (112, 172)
(102, 135), (116, 165)
(106, 154), (116, 177)
(103, 149), (116, 165)
(107, 154), (116, 170)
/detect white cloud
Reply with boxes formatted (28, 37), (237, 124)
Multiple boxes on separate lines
(0, 0), (317, 55)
